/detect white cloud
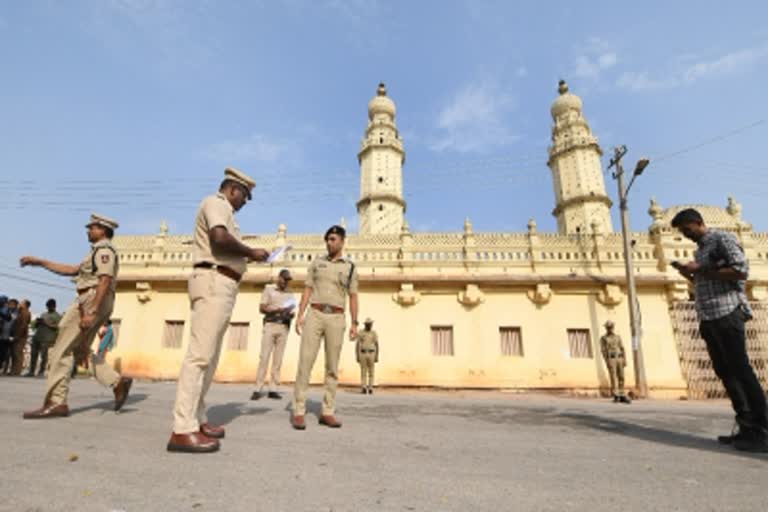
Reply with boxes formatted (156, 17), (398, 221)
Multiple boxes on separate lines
(617, 42), (768, 92)
(572, 38), (618, 80)
(430, 82), (518, 154)
(201, 134), (288, 163)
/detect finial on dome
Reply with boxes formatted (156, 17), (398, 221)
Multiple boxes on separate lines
(159, 219), (168, 236)
(377, 82), (387, 96)
(558, 79), (569, 95)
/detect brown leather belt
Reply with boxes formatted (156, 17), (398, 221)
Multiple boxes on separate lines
(193, 262), (242, 282)
(77, 286), (95, 296)
(311, 303), (345, 314)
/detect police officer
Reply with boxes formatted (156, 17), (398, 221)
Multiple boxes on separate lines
(20, 214), (133, 418)
(167, 168), (268, 453)
(291, 225), (359, 430)
(356, 318), (378, 395)
(600, 321), (630, 404)
(251, 269), (295, 401)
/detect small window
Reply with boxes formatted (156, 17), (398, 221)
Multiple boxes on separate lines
(163, 320), (185, 349)
(378, 204), (384, 211)
(378, 176), (384, 183)
(431, 326), (454, 356)
(500, 327), (523, 357)
(379, 137), (383, 143)
(567, 328), (593, 358)
(228, 322), (250, 351)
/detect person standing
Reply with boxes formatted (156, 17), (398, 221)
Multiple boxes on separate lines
(11, 300), (32, 375)
(20, 214), (133, 419)
(291, 225), (359, 430)
(27, 299), (61, 377)
(671, 208), (768, 453)
(600, 321), (630, 404)
(167, 168), (268, 454)
(96, 320), (115, 358)
(355, 318), (378, 395)
(251, 269), (295, 401)
(1, 299), (19, 374)
(0, 296), (13, 373)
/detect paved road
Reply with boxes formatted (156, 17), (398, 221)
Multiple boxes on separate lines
(0, 377), (765, 512)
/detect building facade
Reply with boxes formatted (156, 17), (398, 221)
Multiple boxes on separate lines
(107, 82), (768, 397)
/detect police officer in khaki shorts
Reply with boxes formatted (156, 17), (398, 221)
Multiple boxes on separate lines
(20, 214), (133, 419)
(291, 225), (359, 430)
(600, 320), (631, 404)
(167, 168), (269, 453)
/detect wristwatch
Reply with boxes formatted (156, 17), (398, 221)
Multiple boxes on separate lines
(352, 320), (359, 326)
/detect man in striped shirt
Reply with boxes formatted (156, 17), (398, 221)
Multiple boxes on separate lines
(671, 208), (767, 453)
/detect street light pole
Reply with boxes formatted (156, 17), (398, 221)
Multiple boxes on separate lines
(610, 146), (649, 398)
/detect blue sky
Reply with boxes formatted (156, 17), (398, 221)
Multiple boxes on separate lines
(1, 0), (768, 310)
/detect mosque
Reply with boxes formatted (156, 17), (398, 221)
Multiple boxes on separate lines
(109, 81), (768, 398)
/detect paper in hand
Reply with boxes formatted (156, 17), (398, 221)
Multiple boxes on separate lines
(267, 244), (293, 263)
(282, 296), (297, 311)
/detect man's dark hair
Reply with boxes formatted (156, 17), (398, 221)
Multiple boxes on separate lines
(22, 300), (30, 308)
(46, 299), (56, 309)
(324, 225), (346, 241)
(220, 179), (250, 198)
(104, 227), (114, 239)
(671, 208), (704, 228)
(8, 298), (18, 306)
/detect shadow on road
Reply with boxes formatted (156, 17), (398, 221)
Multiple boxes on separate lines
(69, 392), (149, 415)
(207, 402), (269, 426)
(557, 411), (768, 462)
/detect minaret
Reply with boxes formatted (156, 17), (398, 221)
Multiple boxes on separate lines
(357, 83), (406, 235)
(547, 80), (613, 234)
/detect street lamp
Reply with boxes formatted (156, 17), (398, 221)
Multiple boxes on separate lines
(609, 146), (650, 398)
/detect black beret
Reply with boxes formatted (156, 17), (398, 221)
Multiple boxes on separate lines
(324, 225), (346, 239)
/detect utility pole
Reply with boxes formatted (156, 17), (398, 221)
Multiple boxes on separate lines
(609, 145), (649, 398)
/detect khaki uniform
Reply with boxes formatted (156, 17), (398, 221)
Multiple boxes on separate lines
(45, 240), (121, 405)
(173, 193), (245, 434)
(293, 256), (358, 416)
(600, 332), (627, 397)
(255, 284), (294, 392)
(356, 330), (378, 391)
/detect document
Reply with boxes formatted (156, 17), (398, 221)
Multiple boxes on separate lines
(267, 244), (293, 263)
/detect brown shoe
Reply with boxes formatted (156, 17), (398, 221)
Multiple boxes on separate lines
(291, 414), (306, 430)
(200, 423), (225, 439)
(319, 415), (342, 428)
(23, 403), (70, 419)
(167, 432), (220, 453)
(113, 377), (133, 412)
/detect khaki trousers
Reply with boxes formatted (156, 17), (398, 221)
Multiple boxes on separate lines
(11, 337), (26, 375)
(606, 357), (626, 397)
(359, 352), (375, 389)
(45, 290), (119, 405)
(292, 309), (345, 416)
(255, 322), (289, 392)
(173, 270), (238, 434)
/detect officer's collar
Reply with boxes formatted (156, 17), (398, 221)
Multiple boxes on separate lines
(215, 192), (235, 212)
(91, 239), (112, 249)
(325, 254), (347, 263)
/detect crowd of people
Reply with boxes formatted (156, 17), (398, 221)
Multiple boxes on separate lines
(0, 295), (115, 379)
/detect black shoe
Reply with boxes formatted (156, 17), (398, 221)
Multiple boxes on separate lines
(733, 428), (768, 453)
(368, 388), (374, 395)
(718, 424), (746, 445)
(361, 388), (367, 394)
(619, 396), (631, 404)
(267, 391), (282, 400)
(612, 396), (619, 403)
(250, 391), (263, 401)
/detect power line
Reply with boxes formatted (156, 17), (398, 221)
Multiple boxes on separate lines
(0, 271), (73, 291)
(651, 119), (766, 164)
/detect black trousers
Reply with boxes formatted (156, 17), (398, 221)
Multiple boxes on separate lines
(700, 308), (768, 430)
(0, 339), (10, 372)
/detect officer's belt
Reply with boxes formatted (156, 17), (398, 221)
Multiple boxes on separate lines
(311, 303), (344, 314)
(77, 286), (96, 296)
(194, 262), (242, 282)
(360, 349), (376, 353)
(607, 352), (621, 358)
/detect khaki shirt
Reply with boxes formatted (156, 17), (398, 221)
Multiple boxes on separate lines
(306, 255), (358, 309)
(193, 193), (246, 275)
(600, 333), (625, 358)
(357, 330), (378, 352)
(75, 239), (119, 292)
(261, 284), (295, 323)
